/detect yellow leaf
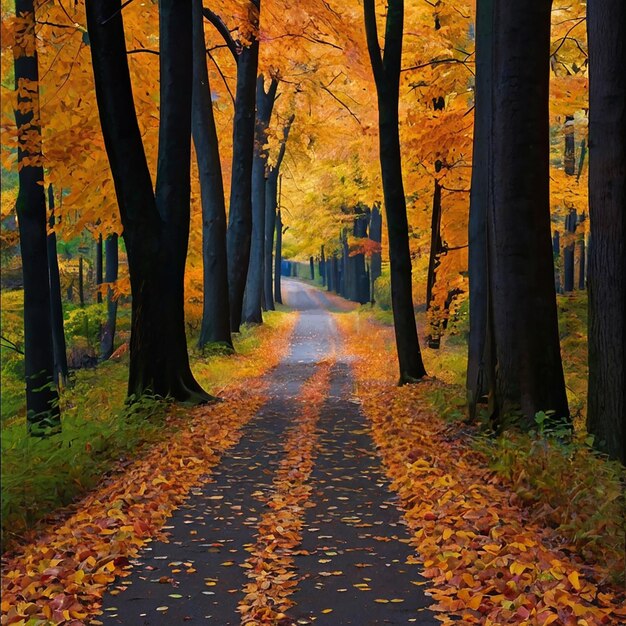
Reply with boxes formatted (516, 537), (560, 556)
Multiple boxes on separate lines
(568, 571), (581, 590)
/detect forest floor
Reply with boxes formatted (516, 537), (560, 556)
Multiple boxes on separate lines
(1, 280), (624, 626)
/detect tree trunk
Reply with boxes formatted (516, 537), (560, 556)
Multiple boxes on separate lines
(563, 209), (577, 292)
(426, 179), (442, 310)
(488, 0), (569, 428)
(86, 0), (210, 403)
(353, 210), (370, 303)
(274, 208), (283, 304)
(586, 0), (626, 463)
(47, 185), (68, 386)
(553, 229), (562, 293)
(78, 255), (85, 307)
(369, 204), (382, 303)
(192, 0), (231, 349)
(100, 234), (119, 360)
(320, 245), (326, 287)
(13, 0), (60, 433)
(466, 0), (495, 421)
(243, 75), (278, 324)
(564, 114), (576, 176)
(96, 233), (103, 303)
(226, 2), (260, 332)
(264, 171), (278, 311)
(364, 0), (427, 383)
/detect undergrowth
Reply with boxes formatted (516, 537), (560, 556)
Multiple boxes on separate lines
(0, 310), (293, 550)
(422, 384), (625, 584)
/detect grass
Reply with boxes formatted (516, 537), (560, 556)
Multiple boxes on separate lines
(0, 304), (293, 550)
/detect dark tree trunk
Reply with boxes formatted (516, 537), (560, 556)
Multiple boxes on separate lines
(100, 234), (119, 360)
(487, 0), (569, 427)
(47, 185), (68, 386)
(369, 204), (382, 302)
(274, 208), (283, 304)
(578, 234), (585, 290)
(466, 0), (495, 421)
(243, 74), (278, 324)
(426, 179), (442, 310)
(86, 0), (210, 403)
(192, 0), (231, 349)
(564, 114), (576, 176)
(225, 2), (260, 332)
(353, 211), (370, 303)
(320, 245), (326, 286)
(586, 0), (626, 463)
(78, 255), (85, 307)
(13, 0), (60, 433)
(264, 115), (293, 312)
(553, 229), (562, 293)
(364, 0), (427, 383)
(563, 209), (577, 292)
(96, 233), (103, 303)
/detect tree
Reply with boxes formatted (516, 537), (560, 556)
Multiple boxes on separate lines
(192, 0), (231, 350)
(242, 74), (279, 324)
(86, 0), (211, 403)
(264, 114), (294, 312)
(47, 185), (68, 386)
(204, 2), (261, 333)
(12, 0), (60, 433)
(470, 0), (569, 429)
(100, 234), (119, 360)
(586, 0), (626, 463)
(363, 0), (427, 384)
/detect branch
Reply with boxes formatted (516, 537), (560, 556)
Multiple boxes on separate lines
(101, 0), (138, 26)
(363, 0), (384, 84)
(127, 48), (159, 56)
(207, 50), (235, 104)
(402, 57), (474, 76)
(203, 7), (239, 61)
(0, 335), (24, 355)
(275, 113), (296, 171)
(321, 84), (362, 127)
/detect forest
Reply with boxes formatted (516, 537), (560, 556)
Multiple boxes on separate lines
(0, 0), (625, 624)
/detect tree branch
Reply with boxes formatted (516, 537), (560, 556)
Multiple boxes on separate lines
(321, 84), (362, 127)
(363, 0), (384, 84)
(202, 7), (239, 61)
(207, 50), (235, 104)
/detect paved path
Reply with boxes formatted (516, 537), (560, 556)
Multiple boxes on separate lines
(99, 279), (438, 625)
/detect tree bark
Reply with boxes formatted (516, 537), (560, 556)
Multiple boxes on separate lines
(96, 233), (103, 303)
(100, 234), (118, 360)
(47, 185), (68, 386)
(225, 1), (260, 332)
(426, 179), (442, 310)
(192, 0), (231, 349)
(364, 0), (427, 383)
(466, 0), (495, 421)
(243, 75), (278, 324)
(564, 114), (576, 176)
(487, 0), (569, 428)
(586, 0), (626, 463)
(13, 0), (60, 433)
(86, 0), (210, 403)
(353, 210), (370, 303)
(563, 209), (577, 292)
(274, 208), (283, 304)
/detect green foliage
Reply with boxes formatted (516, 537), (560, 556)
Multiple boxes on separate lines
(474, 427), (625, 583)
(64, 303), (108, 348)
(373, 270), (392, 310)
(0, 358), (172, 547)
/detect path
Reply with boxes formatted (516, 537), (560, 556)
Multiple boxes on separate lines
(99, 279), (438, 625)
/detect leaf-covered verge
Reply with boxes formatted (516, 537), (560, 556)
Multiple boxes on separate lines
(0, 312), (298, 554)
(337, 312), (625, 625)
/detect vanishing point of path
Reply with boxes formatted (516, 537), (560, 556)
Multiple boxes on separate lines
(99, 279), (439, 625)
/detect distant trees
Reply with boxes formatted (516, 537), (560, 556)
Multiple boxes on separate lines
(86, 0), (211, 403)
(467, 0), (569, 429)
(13, 0), (61, 434)
(586, 1), (626, 463)
(364, 0), (427, 384)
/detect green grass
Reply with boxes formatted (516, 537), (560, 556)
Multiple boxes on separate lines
(0, 306), (291, 549)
